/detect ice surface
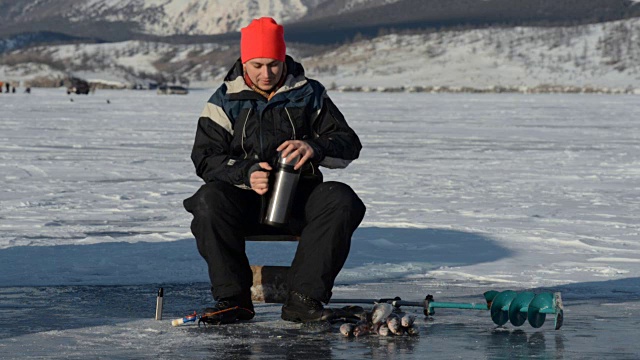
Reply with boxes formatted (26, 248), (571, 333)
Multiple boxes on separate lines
(0, 89), (639, 358)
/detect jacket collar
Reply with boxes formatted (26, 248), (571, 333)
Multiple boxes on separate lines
(224, 55), (307, 100)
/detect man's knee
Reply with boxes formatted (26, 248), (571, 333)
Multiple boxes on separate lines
(308, 181), (366, 218)
(184, 182), (228, 217)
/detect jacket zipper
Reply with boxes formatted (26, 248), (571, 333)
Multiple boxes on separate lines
(285, 107), (315, 175)
(258, 105), (264, 160)
(241, 108), (252, 159)
(284, 107), (297, 140)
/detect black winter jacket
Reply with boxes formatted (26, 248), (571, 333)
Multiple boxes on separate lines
(190, 56), (362, 188)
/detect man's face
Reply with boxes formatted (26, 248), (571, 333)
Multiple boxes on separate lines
(244, 58), (284, 91)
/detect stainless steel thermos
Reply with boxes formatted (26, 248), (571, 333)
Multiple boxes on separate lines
(155, 287), (163, 320)
(264, 153), (301, 226)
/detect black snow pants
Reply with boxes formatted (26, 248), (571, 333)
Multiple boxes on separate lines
(183, 179), (366, 304)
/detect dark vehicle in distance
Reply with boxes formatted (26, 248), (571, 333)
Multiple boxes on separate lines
(67, 77), (90, 95)
(157, 85), (188, 95)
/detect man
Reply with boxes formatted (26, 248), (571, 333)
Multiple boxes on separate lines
(183, 17), (365, 324)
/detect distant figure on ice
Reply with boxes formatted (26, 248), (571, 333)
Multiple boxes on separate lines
(183, 17), (365, 325)
(4, 82), (9, 93)
(25, 87), (31, 94)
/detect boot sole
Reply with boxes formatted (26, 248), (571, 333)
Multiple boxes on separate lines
(281, 311), (303, 323)
(281, 310), (331, 323)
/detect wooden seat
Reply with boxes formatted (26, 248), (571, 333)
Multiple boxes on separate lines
(247, 234), (299, 303)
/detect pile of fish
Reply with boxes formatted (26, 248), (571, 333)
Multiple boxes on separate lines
(337, 303), (419, 337)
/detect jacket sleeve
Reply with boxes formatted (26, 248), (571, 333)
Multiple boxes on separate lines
(190, 90), (257, 186)
(307, 89), (362, 169)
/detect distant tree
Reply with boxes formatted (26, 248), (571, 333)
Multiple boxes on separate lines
(377, 28), (390, 37)
(352, 32), (366, 43)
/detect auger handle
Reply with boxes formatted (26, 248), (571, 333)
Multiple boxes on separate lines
(329, 296), (432, 314)
(428, 301), (490, 311)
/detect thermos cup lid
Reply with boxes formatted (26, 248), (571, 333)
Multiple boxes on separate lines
(279, 152), (300, 165)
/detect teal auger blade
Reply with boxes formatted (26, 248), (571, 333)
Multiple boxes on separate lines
(484, 290), (500, 305)
(490, 290), (517, 326)
(527, 292), (554, 328)
(487, 290), (564, 330)
(508, 292), (535, 327)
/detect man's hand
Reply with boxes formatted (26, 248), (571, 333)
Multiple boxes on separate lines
(277, 140), (315, 170)
(250, 162), (272, 195)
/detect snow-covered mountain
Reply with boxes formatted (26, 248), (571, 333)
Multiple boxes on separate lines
(0, 0), (406, 37)
(67, 0), (310, 36)
(1, 0), (638, 41)
(68, 0), (404, 35)
(305, 19), (640, 91)
(1, 0), (639, 91)
(2, 17), (639, 92)
(0, 0), (306, 36)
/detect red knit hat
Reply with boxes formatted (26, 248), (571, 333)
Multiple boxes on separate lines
(241, 17), (286, 63)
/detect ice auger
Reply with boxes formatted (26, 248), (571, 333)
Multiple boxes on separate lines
(330, 290), (564, 330)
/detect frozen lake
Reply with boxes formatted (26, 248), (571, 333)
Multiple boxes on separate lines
(0, 89), (639, 358)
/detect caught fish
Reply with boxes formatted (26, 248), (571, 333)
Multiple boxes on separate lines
(340, 323), (356, 337)
(386, 313), (403, 335)
(371, 303), (394, 324)
(377, 323), (391, 336)
(353, 320), (371, 337)
(401, 314), (415, 328)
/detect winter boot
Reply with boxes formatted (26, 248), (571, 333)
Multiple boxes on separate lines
(236, 291), (255, 321)
(200, 293), (255, 325)
(281, 291), (334, 323)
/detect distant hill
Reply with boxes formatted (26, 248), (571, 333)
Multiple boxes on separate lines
(0, 0), (639, 50)
(285, 0), (640, 43)
(1, 0), (640, 92)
